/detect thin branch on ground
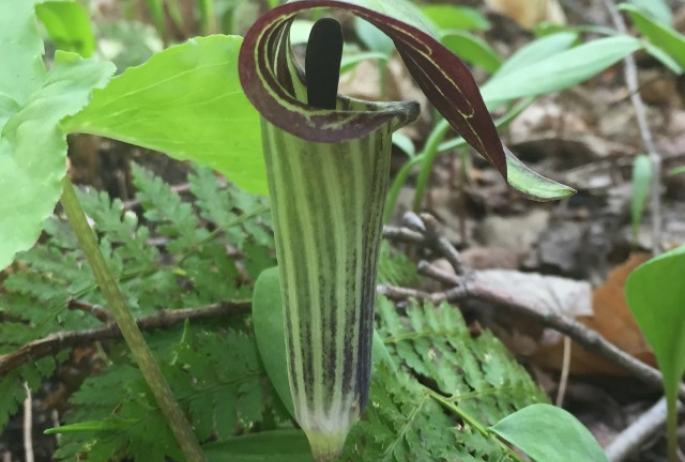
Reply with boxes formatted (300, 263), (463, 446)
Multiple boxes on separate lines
(377, 284), (432, 301)
(67, 298), (114, 323)
(605, 397), (683, 462)
(600, 0), (663, 254)
(0, 300), (251, 375)
(385, 218), (685, 401)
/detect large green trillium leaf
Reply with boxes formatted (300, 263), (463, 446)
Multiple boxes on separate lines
(63, 36), (265, 194)
(0, 1), (115, 271)
(239, 0), (576, 199)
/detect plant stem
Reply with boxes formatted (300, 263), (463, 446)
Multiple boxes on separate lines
(667, 397), (678, 462)
(60, 177), (207, 462)
(425, 388), (528, 462)
(198, 0), (217, 35)
(412, 118), (451, 212)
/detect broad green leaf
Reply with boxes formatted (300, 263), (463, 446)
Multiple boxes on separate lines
(625, 245), (685, 411)
(63, 35), (265, 194)
(202, 430), (313, 462)
(491, 32), (578, 79)
(420, 5), (490, 31)
(619, 4), (685, 68)
(0, 1), (45, 104)
(631, 154), (651, 243)
(625, 0), (672, 25)
(442, 31), (502, 74)
(252, 267), (295, 419)
(0, 2), (115, 272)
(482, 35), (642, 104)
(490, 403), (609, 462)
(36, 1), (96, 57)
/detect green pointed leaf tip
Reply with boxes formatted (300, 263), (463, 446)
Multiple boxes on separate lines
(0, 0), (115, 271)
(625, 245), (685, 400)
(505, 147), (576, 200)
(490, 403), (609, 462)
(238, 0), (507, 178)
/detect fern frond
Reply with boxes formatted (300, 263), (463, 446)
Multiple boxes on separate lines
(344, 297), (546, 461)
(55, 326), (275, 461)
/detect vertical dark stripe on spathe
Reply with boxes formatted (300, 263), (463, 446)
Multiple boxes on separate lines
(263, 125), (302, 402)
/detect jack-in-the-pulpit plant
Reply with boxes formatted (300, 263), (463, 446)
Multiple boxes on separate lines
(239, 1), (572, 460)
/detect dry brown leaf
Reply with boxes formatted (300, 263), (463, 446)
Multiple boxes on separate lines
(531, 253), (656, 374)
(485, 0), (566, 30)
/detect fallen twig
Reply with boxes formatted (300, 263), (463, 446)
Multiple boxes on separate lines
(67, 298), (114, 323)
(388, 216), (685, 401)
(605, 397), (683, 461)
(0, 300), (250, 376)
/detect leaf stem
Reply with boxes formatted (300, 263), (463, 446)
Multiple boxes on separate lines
(385, 97), (532, 220)
(667, 396), (678, 462)
(60, 177), (207, 462)
(425, 387), (528, 462)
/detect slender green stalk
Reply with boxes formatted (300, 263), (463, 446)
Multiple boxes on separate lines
(412, 118), (451, 212)
(393, 97), (534, 217)
(425, 388), (528, 462)
(667, 395), (678, 462)
(197, 0), (217, 35)
(60, 178), (206, 462)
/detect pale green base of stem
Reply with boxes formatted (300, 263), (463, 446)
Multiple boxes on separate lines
(60, 177), (206, 462)
(667, 397), (678, 462)
(306, 429), (348, 462)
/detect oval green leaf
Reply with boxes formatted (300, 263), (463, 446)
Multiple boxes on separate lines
(490, 403), (609, 462)
(625, 245), (685, 403)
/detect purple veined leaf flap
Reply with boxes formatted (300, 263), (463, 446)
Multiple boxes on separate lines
(238, 0), (507, 178)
